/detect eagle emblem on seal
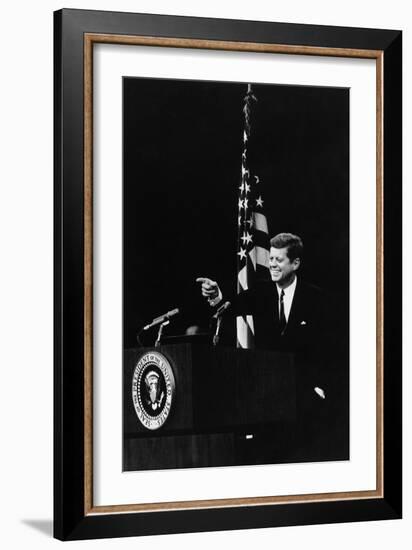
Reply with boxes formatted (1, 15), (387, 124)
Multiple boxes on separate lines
(144, 370), (165, 411)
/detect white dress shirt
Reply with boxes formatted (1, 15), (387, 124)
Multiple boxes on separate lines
(276, 276), (297, 322)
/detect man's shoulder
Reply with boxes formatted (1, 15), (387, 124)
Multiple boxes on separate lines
(295, 280), (327, 305)
(298, 280), (323, 295)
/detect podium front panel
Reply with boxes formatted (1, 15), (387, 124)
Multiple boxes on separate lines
(123, 344), (305, 471)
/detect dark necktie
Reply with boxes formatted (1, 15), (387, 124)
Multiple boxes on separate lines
(279, 289), (286, 334)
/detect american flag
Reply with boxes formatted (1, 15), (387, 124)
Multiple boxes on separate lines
(236, 84), (270, 349)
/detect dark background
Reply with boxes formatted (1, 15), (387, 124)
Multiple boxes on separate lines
(123, 77), (349, 348)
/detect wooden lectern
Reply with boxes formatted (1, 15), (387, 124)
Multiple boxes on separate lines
(123, 343), (300, 471)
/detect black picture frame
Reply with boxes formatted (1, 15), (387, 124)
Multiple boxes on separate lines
(54, 8), (402, 541)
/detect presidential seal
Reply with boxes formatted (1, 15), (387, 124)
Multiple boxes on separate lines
(132, 351), (176, 430)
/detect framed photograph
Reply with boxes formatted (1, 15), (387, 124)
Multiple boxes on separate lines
(54, 8), (402, 540)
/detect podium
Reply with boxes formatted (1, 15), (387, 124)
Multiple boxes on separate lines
(123, 343), (299, 471)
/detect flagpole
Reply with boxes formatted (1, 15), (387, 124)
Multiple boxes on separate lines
(236, 84), (270, 349)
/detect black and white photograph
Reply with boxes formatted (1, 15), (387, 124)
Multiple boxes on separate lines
(122, 77), (350, 471)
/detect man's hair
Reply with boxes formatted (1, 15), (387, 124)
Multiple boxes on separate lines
(270, 233), (303, 261)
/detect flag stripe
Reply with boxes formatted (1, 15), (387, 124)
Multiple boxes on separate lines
(248, 248), (256, 270)
(249, 246), (269, 269)
(237, 264), (248, 290)
(247, 314), (255, 335)
(254, 212), (268, 233)
(255, 246), (270, 268)
(236, 316), (255, 348)
(256, 264), (270, 278)
(253, 230), (271, 250)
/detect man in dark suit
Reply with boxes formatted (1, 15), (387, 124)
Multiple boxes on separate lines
(197, 232), (327, 356)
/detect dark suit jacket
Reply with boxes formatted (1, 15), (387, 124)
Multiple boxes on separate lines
(229, 278), (328, 354)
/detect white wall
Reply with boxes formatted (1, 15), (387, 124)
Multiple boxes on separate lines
(0, 1), (408, 548)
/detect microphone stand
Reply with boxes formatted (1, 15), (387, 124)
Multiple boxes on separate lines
(212, 316), (223, 347)
(155, 320), (170, 348)
(212, 301), (231, 347)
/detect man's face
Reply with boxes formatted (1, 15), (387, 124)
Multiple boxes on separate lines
(269, 246), (300, 286)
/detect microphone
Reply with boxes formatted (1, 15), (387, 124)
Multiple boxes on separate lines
(143, 308), (179, 331)
(213, 301), (231, 319)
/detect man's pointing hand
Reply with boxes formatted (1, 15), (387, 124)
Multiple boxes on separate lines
(196, 277), (219, 301)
